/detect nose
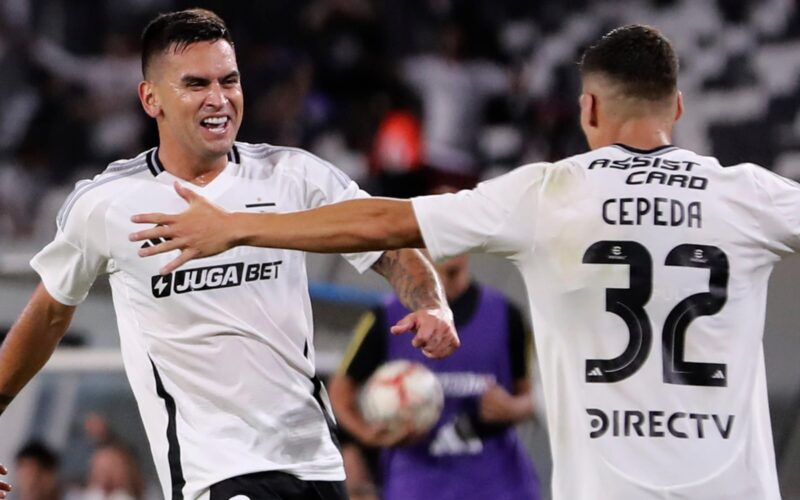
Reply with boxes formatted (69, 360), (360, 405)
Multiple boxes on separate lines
(205, 82), (228, 108)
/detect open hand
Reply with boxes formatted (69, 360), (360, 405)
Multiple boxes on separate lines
(390, 307), (460, 359)
(129, 182), (236, 274)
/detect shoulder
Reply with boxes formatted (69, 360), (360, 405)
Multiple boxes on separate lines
(234, 141), (352, 188)
(57, 150), (154, 229)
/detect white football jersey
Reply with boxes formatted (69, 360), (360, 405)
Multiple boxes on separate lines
(31, 143), (382, 500)
(412, 143), (800, 499)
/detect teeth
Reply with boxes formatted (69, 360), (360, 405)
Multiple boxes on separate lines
(202, 116), (227, 126)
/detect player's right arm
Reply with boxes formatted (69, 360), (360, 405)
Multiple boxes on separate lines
(132, 163), (550, 272)
(0, 285), (76, 416)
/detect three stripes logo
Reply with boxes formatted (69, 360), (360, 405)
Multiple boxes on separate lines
(140, 235), (169, 249)
(587, 367), (603, 378)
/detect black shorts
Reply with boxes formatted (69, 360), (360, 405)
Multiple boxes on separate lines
(209, 470), (348, 500)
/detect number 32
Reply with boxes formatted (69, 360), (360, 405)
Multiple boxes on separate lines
(583, 241), (729, 387)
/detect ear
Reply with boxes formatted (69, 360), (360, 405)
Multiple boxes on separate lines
(580, 92), (598, 128)
(138, 80), (161, 118)
(674, 90), (684, 122)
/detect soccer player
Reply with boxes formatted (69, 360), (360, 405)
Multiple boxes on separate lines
(129, 24), (800, 498)
(330, 253), (540, 500)
(0, 9), (459, 500)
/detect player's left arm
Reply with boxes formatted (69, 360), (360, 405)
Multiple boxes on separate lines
(370, 250), (460, 359)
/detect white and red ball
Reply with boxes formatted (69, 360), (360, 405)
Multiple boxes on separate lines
(359, 360), (444, 434)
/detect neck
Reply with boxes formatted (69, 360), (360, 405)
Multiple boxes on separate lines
(605, 116), (673, 150)
(157, 136), (229, 186)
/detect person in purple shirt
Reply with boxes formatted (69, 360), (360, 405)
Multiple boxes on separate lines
(329, 254), (541, 500)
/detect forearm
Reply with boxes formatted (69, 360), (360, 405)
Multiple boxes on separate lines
(328, 375), (374, 443)
(491, 393), (535, 424)
(233, 198), (424, 254)
(0, 284), (74, 415)
(372, 249), (447, 311)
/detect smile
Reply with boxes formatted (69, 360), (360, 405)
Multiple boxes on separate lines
(200, 116), (230, 133)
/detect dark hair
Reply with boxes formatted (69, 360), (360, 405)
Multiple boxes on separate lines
(141, 8), (233, 77)
(16, 441), (59, 469)
(579, 25), (678, 101)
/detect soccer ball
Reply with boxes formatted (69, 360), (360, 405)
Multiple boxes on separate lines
(360, 360), (444, 434)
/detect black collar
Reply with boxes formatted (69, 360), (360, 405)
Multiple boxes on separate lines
(145, 145), (240, 177)
(612, 143), (676, 155)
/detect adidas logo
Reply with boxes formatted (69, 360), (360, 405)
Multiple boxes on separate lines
(711, 370), (725, 380)
(140, 236), (169, 249)
(587, 367), (603, 377)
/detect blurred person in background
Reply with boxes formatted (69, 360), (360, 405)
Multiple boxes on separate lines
(78, 443), (144, 500)
(329, 248), (540, 500)
(0, 7), (457, 500)
(14, 441), (60, 500)
(401, 21), (510, 189)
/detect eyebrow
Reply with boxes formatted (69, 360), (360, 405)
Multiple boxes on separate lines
(180, 71), (240, 86)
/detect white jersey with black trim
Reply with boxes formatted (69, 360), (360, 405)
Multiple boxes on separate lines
(31, 142), (382, 500)
(412, 144), (800, 499)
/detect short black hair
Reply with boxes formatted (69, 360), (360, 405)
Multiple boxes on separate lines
(16, 441), (59, 470)
(141, 8), (233, 77)
(579, 25), (678, 101)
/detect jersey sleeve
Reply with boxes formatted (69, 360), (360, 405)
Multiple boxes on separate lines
(29, 189), (111, 306)
(299, 152), (384, 273)
(337, 308), (388, 384)
(749, 165), (800, 253)
(411, 162), (549, 262)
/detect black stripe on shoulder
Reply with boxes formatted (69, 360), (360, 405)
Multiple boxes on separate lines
(58, 164), (149, 228)
(150, 359), (186, 500)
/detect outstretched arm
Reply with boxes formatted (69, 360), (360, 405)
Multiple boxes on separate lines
(130, 182), (422, 274)
(0, 284), (76, 416)
(371, 250), (459, 358)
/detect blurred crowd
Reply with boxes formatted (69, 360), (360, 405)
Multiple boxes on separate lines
(2, 0), (797, 240)
(15, 414), (146, 500)
(0, 0), (599, 239)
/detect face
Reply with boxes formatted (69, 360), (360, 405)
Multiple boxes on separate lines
(139, 40), (243, 161)
(16, 458), (57, 499)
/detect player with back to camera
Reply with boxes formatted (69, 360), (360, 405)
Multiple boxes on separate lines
(0, 8), (460, 500)
(128, 24), (800, 499)
(330, 250), (541, 500)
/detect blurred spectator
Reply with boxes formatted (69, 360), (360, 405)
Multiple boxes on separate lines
(28, 32), (144, 164)
(77, 442), (145, 500)
(401, 21), (510, 188)
(15, 441), (61, 500)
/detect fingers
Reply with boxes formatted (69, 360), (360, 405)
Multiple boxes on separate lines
(392, 311), (460, 358)
(174, 181), (198, 203)
(130, 212), (172, 226)
(138, 238), (183, 257)
(0, 465), (10, 499)
(160, 249), (199, 275)
(390, 314), (417, 335)
(129, 224), (173, 244)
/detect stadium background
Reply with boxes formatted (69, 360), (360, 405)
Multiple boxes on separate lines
(1, 0), (800, 498)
